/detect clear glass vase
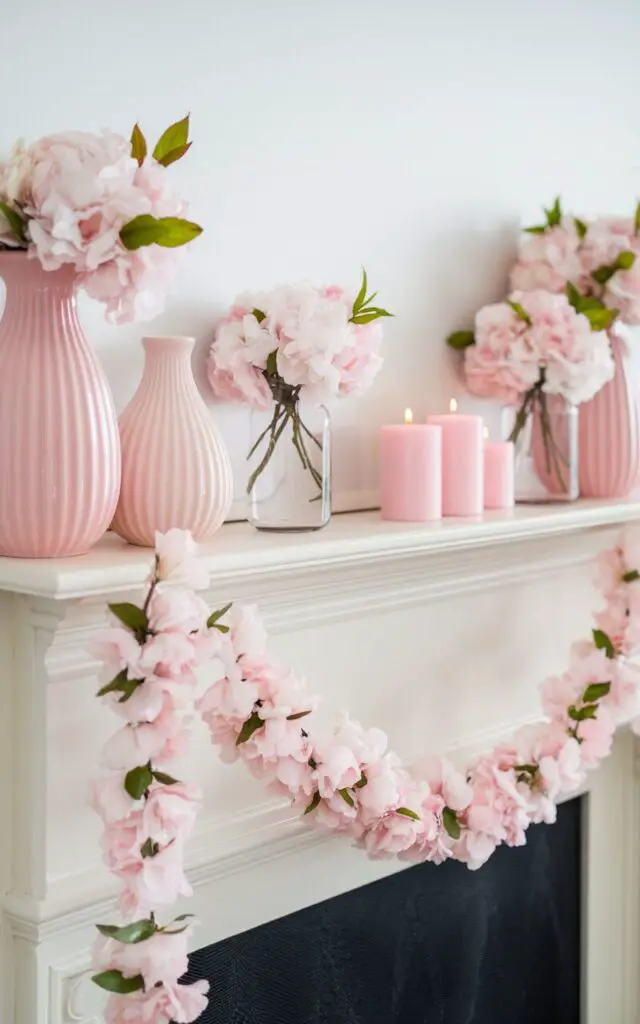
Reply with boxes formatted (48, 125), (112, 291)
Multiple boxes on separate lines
(247, 388), (331, 531)
(502, 394), (579, 503)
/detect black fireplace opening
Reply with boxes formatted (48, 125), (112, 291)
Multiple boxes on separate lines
(182, 798), (581, 1024)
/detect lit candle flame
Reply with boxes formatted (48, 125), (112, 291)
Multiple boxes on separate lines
(483, 426), (489, 440)
(404, 407), (413, 425)
(449, 398), (458, 413)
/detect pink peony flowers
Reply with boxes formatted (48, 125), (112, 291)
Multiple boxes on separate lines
(207, 271), (391, 497)
(0, 117), (202, 323)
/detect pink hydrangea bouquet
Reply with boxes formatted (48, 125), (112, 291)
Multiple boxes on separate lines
(0, 116), (202, 322)
(511, 196), (640, 324)
(447, 289), (614, 487)
(208, 270), (392, 495)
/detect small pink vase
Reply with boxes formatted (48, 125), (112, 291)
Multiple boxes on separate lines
(0, 252), (120, 558)
(112, 336), (233, 546)
(579, 328), (640, 498)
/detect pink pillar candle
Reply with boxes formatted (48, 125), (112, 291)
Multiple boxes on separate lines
(426, 410), (483, 516)
(484, 440), (515, 509)
(380, 419), (442, 521)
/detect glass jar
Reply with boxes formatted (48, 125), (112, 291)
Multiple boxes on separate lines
(247, 388), (331, 531)
(503, 396), (579, 503)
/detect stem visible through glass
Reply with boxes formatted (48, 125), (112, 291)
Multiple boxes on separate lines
(246, 383), (323, 498)
(509, 374), (568, 493)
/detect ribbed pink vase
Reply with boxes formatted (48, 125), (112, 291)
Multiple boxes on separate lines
(579, 328), (640, 497)
(0, 252), (120, 558)
(112, 335), (233, 546)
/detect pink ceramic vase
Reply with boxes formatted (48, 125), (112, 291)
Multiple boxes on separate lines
(0, 252), (120, 558)
(112, 335), (233, 546)
(579, 328), (640, 498)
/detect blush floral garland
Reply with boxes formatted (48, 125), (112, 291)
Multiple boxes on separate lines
(90, 527), (640, 1022)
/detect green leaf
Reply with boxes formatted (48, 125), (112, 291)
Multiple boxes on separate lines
(0, 201), (26, 243)
(447, 329), (475, 350)
(207, 603), (232, 629)
(593, 628), (616, 658)
(130, 124), (147, 166)
(568, 704), (598, 721)
(635, 200), (640, 237)
(119, 214), (203, 251)
(583, 681), (611, 703)
(442, 806), (461, 839)
(523, 224), (547, 234)
(304, 791), (321, 815)
(235, 712), (264, 746)
(352, 267), (368, 317)
(581, 305), (619, 332)
(97, 669), (129, 697)
(545, 196), (562, 227)
(155, 142), (192, 168)
(350, 307), (393, 325)
(266, 350), (278, 377)
(396, 806), (421, 821)
(92, 970), (145, 995)
(355, 771), (368, 789)
(286, 710), (312, 721)
(108, 602), (148, 635)
(338, 787), (355, 807)
(140, 837), (160, 858)
(152, 114), (190, 164)
(592, 263), (617, 286)
(507, 300), (532, 325)
(623, 569), (640, 583)
(513, 763), (538, 775)
(124, 765), (153, 800)
(574, 217), (588, 239)
(616, 249), (636, 271)
(152, 770), (180, 786)
(96, 918), (156, 944)
(565, 282), (582, 309)
(252, 307), (266, 323)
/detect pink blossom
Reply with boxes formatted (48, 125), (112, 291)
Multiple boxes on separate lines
(595, 547), (625, 597)
(91, 775), (136, 825)
(360, 801), (425, 858)
(154, 529), (210, 591)
(139, 632), (199, 678)
(312, 738), (362, 798)
(577, 708), (615, 767)
(147, 587), (210, 634)
(229, 604), (268, 659)
(90, 627), (142, 685)
(120, 840), (192, 918)
(93, 927), (190, 989)
(580, 217), (635, 275)
(417, 756), (473, 812)
(101, 813), (144, 877)
(197, 664), (259, 722)
(510, 223), (585, 294)
(142, 782), (201, 846)
(464, 290), (613, 407)
(605, 262), (640, 325)
(102, 696), (189, 769)
(105, 980), (209, 1024)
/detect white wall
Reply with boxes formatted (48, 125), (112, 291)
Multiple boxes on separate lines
(1, 0), (639, 511)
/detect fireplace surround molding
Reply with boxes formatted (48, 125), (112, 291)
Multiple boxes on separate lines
(1, 498), (640, 1023)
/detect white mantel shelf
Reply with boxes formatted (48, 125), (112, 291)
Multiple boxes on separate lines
(0, 497), (639, 600)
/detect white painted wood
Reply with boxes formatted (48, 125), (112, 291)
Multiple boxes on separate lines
(1, 504), (640, 1021)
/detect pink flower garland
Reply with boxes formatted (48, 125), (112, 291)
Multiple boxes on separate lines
(91, 527), (640, 1022)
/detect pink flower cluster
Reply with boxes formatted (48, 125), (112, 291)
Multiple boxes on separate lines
(511, 214), (640, 325)
(90, 529), (215, 1021)
(464, 289), (614, 405)
(0, 127), (195, 323)
(207, 281), (385, 407)
(91, 526), (640, 1024)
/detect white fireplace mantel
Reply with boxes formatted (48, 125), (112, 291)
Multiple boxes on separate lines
(2, 498), (640, 1024)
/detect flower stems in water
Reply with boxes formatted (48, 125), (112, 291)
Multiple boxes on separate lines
(246, 398), (323, 498)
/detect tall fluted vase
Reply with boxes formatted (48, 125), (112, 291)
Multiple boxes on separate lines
(0, 251), (120, 558)
(112, 336), (233, 546)
(579, 326), (640, 498)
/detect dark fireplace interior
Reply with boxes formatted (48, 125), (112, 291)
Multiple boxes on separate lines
(182, 798), (581, 1024)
